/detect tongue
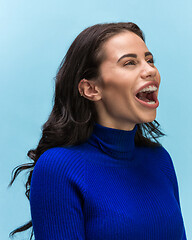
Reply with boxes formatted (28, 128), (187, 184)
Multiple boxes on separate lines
(137, 92), (153, 102)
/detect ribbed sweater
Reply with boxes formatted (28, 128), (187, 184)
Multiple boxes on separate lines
(30, 123), (187, 239)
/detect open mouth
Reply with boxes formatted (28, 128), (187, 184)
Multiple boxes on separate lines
(135, 84), (159, 108)
(136, 91), (157, 104)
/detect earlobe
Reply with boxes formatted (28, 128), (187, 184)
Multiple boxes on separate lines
(78, 79), (102, 101)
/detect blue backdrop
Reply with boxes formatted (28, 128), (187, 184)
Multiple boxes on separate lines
(1, 0), (191, 239)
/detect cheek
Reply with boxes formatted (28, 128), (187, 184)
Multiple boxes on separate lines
(101, 81), (133, 102)
(99, 66), (136, 102)
(101, 70), (134, 91)
(101, 82), (134, 112)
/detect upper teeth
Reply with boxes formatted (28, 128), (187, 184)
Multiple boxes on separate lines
(139, 85), (157, 93)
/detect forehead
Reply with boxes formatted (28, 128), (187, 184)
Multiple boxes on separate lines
(102, 31), (149, 61)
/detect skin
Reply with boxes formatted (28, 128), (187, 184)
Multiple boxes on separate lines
(78, 31), (161, 131)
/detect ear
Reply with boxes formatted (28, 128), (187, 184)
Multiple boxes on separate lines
(78, 79), (102, 101)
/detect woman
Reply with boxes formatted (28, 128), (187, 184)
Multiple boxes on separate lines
(10, 22), (187, 239)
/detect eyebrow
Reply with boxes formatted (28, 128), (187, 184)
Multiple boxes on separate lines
(117, 51), (153, 63)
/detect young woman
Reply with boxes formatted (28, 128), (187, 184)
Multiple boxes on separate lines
(10, 22), (187, 239)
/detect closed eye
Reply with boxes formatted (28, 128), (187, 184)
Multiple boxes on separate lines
(123, 58), (155, 67)
(147, 58), (155, 64)
(124, 60), (137, 66)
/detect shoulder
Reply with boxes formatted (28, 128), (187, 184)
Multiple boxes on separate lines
(142, 145), (175, 172)
(152, 145), (178, 184)
(36, 146), (84, 168)
(144, 144), (173, 161)
(153, 145), (174, 166)
(32, 146), (86, 184)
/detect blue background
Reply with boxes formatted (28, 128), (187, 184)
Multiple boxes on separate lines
(1, 0), (191, 239)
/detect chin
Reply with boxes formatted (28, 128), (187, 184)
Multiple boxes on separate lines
(138, 112), (157, 124)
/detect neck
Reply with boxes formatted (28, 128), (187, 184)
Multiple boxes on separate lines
(98, 122), (136, 131)
(88, 123), (138, 160)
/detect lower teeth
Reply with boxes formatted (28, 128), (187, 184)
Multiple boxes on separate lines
(147, 101), (155, 104)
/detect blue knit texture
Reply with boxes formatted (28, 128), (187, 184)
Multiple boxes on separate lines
(30, 123), (187, 239)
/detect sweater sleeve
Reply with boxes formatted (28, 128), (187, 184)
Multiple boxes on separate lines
(159, 147), (187, 239)
(29, 147), (86, 240)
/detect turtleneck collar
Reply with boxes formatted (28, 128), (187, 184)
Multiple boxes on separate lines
(88, 123), (138, 160)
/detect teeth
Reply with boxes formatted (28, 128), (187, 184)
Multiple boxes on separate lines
(147, 101), (155, 104)
(139, 85), (157, 93)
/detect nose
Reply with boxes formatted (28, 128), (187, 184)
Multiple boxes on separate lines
(140, 61), (157, 79)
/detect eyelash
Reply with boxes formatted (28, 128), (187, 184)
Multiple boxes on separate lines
(147, 58), (155, 64)
(124, 58), (155, 66)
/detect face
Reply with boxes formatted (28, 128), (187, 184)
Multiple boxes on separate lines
(94, 31), (161, 130)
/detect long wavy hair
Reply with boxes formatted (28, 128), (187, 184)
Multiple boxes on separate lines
(9, 22), (165, 239)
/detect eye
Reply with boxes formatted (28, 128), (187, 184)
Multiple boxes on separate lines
(147, 58), (155, 64)
(124, 60), (137, 66)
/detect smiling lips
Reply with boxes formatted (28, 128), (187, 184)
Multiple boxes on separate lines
(135, 81), (159, 109)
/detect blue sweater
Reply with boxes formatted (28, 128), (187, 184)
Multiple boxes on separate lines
(30, 123), (187, 239)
